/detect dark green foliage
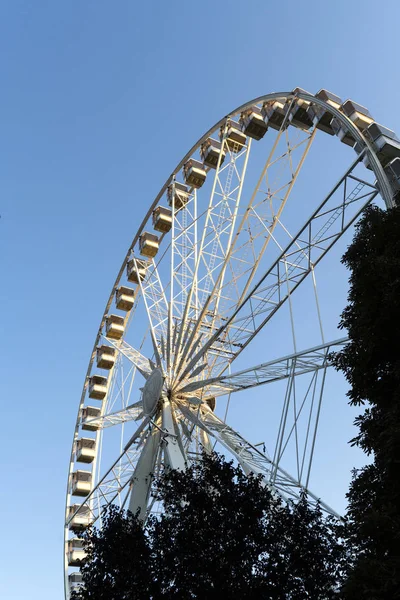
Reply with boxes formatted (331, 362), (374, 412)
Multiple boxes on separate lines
(72, 452), (346, 599)
(70, 504), (154, 599)
(332, 204), (400, 599)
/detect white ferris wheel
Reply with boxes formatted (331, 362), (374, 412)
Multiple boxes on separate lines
(64, 88), (400, 597)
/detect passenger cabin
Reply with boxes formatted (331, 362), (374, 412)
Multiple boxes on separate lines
(385, 158), (400, 194)
(139, 232), (159, 258)
(219, 119), (246, 152)
(183, 159), (207, 189)
(167, 181), (190, 209)
(261, 101), (287, 131)
(115, 286), (135, 311)
(81, 406), (101, 431)
(71, 470), (92, 497)
(68, 504), (91, 532)
(96, 345), (116, 369)
(206, 396), (216, 411)
(76, 438), (96, 464)
(342, 100), (374, 131)
(88, 375), (108, 400)
(200, 138), (226, 168)
(127, 258), (147, 284)
(239, 106), (268, 140)
(364, 123), (400, 167)
(307, 89), (343, 135)
(152, 206), (172, 233)
(67, 538), (86, 567)
(69, 572), (83, 593)
(105, 314), (125, 340)
(331, 117), (356, 147)
(285, 88), (313, 130)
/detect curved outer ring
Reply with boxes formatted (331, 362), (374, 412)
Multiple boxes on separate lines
(64, 91), (396, 595)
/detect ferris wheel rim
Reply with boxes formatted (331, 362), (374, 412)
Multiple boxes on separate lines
(64, 88), (398, 598)
(69, 91), (396, 439)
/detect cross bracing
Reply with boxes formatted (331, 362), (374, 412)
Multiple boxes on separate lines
(65, 89), (398, 600)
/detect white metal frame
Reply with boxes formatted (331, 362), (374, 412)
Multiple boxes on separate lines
(64, 90), (398, 599)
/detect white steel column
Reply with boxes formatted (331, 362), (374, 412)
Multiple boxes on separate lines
(128, 417), (162, 521)
(161, 397), (187, 471)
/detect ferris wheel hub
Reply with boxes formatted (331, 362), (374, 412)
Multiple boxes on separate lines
(142, 368), (164, 415)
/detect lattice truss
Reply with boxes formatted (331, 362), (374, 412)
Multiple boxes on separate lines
(66, 106), (382, 564)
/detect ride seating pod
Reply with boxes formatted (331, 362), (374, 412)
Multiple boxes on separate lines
(331, 116), (357, 147)
(127, 258), (147, 284)
(331, 99), (374, 148)
(219, 119), (246, 152)
(88, 375), (108, 400)
(67, 538), (86, 567)
(71, 470), (92, 497)
(68, 572), (83, 593)
(152, 206), (172, 233)
(183, 159), (207, 189)
(96, 345), (116, 369)
(68, 504), (91, 532)
(384, 157), (400, 195)
(285, 87), (313, 130)
(239, 106), (268, 140)
(139, 231), (160, 258)
(81, 406), (101, 431)
(342, 100), (374, 131)
(167, 181), (190, 209)
(75, 438), (96, 464)
(307, 89), (343, 135)
(115, 286), (135, 311)
(261, 100), (287, 131)
(105, 314), (125, 340)
(361, 123), (400, 169)
(200, 138), (226, 169)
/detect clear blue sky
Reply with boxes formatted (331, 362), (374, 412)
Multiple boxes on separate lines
(1, 1), (400, 598)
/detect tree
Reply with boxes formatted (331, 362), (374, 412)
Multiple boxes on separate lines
(72, 452), (346, 600)
(332, 204), (400, 599)
(71, 504), (155, 599)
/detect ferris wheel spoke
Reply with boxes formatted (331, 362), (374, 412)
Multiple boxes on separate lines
(134, 258), (169, 364)
(204, 130), (318, 377)
(177, 401), (338, 516)
(175, 126), (317, 382)
(106, 338), (155, 379)
(171, 132), (252, 378)
(81, 400), (144, 430)
(209, 129), (317, 329)
(195, 134), (251, 308)
(181, 156), (378, 380)
(179, 337), (347, 397)
(169, 185), (198, 325)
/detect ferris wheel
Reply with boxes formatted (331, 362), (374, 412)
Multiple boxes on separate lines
(65, 88), (400, 596)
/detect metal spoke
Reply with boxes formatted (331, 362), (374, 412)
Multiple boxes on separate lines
(179, 337), (347, 397)
(171, 131), (251, 379)
(180, 156), (377, 380)
(175, 126), (317, 382)
(134, 257), (169, 366)
(107, 338), (155, 379)
(177, 400), (338, 516)
(81, 401), (144, 430)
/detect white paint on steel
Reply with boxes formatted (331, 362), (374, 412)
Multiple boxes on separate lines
(142, 368), (164, 416)
(65, 89), (399, 599)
